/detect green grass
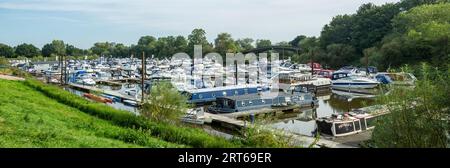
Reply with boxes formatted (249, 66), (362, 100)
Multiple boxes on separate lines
(23, 79), (242, 148)
(0, 79), (184, 148)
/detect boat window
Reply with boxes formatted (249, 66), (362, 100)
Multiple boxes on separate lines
(249, 101), (253, 105)
(241, 101), (245, 106)
(235, 90), (239, 95)
(223, 100), (228, 107)
(223, 91), (227, 96)
(244, 89), (248, 94)
(262, 99), (265, 103)
(212, 93), (216, 97)
(198, 94), (203, 99)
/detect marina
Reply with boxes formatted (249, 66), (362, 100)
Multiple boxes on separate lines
(10, 56), (411, 147)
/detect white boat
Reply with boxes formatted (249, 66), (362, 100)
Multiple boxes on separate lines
(331, 71), (380, 89)
(123, 99), (138, 107)
(75, 74), (96, 86)
(181, 107), (206, 125)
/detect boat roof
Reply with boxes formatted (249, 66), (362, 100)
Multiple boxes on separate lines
(183, 84), (260, 93)
(219, 92), (291, 101)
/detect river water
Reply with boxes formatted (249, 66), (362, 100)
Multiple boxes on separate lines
(269, 93), (376, 136)
(65, 83), (381, 137)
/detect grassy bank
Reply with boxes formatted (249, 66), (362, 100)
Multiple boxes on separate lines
(0, 79), (183, 147)
(23, 79), (242, 148)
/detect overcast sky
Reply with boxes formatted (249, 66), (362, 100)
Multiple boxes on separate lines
(0, 0), (400, 49)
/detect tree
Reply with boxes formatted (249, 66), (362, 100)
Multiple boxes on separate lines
(155, 36), (175, 58)
(66, 44), (85, 56)
(371, 64), (449, 147)
(325, 44), (358, 68)
(320, 14), (354, 48)
(276, 41), (290, 46)
(255, 39), (272, 48)
(236, 38), (254, 51)
(375, 3), (450, 69)
(41, 44), (53, 57)
(111, 43), (130, 57)
(289, 35), (307, 47)
(174, 35), (188, 53)
(138, 36), (157, 46)
(187, 28), (214, 56)
(214, 33), (238, 55)
(0, 43), (14, 58)
(90, 42), (114, 56)
(141, 82), (188, 123)
(15, 43), (40, 58)
(51, 40), (66, 56)
(349, 3), (401, 53)
(134, 36), (157, 57)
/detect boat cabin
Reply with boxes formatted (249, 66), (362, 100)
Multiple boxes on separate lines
(208, 93), (292, 113)
(331, 71), (351, 80)
(182, 85), (260, 104)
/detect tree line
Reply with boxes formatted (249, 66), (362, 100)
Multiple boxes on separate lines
(0, 29), (276, 60)
(0, 0), (448, 71)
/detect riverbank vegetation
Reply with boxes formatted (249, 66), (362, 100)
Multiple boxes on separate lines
(371, 64), (449, 147)
(10, 78), (300, 148)
(141, 82), (188, 123)
(22, 79), (241, 148)
(0, 79), (183, 147)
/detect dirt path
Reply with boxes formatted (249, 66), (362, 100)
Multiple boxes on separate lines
(0, 74), (25, 81)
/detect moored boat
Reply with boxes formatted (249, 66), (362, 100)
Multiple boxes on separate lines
(83, 93), (113, 103)
(316, 113), (362, 137)
(331, 71), (380, 89)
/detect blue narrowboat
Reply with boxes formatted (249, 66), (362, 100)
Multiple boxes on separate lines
(181, 84), (260, 104)
(208, 91), (318, 113)
(207, 93), (292, 113)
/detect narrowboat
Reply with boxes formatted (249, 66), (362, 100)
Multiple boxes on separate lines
(316, 113), (362, 137)
(316, 105), (389, 137)
(181, 84), (260, 104)
(348, 105), (389, 130)
(207, 93), (294, 113)
(208, 91), (318, 113)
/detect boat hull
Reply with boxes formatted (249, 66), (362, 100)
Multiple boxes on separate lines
(332, 82), (379, 89)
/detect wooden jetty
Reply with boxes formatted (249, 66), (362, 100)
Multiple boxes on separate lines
(67, 83), (140, 103)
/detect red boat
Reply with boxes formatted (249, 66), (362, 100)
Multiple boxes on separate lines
(83, 93), (113, 104)
(317, 69), (335, 79)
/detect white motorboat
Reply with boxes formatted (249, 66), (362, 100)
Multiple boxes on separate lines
(331, 71), (380, 89)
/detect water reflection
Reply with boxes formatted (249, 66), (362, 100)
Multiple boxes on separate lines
(270, 89), (378, 136)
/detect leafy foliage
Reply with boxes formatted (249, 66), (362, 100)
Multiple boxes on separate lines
(371, 64), (449, 147)
(141, 82), (188, 123)
(0, 43), (14, 58)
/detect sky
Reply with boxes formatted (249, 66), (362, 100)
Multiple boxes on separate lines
(0, 0), (400, 49)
